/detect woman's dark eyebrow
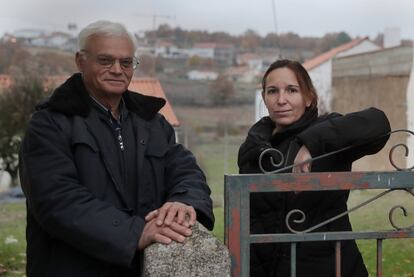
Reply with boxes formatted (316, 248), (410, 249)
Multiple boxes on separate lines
(286, 84), (300, 88)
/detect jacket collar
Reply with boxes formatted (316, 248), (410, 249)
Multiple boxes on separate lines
(246, 107), (318, 146)
(38, 73), (166, 121)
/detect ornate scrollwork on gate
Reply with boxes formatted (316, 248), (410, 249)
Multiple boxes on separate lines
(256, 129), (414, 233)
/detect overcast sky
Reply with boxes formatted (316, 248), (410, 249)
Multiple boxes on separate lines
(1, 0), (413, 39)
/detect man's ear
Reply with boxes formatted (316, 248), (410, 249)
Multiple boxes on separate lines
(75, 52), (84, 72)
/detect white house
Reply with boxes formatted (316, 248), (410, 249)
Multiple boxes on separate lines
(31, 32), (72, 48)
(154, 41), (181, 58)
(186, 70), (218, 81)
(237, 53), (263, 70)
(189, 43), (215, 59)
(303, 37), (381, 113)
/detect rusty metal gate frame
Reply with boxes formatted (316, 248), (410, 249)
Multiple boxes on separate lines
(224, 171), (414, 276)
(225, 129), (414, 277)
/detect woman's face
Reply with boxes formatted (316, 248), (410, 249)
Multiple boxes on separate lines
(263, 67), (311, 129)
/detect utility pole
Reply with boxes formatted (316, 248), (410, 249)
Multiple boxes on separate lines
(133, 13), (175, 43)
(134, 13), (176, 31)
(152, 14), (175, 31)
(271, 0), (282, 58)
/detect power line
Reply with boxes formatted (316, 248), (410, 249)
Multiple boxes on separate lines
(271, 0), (282, 58)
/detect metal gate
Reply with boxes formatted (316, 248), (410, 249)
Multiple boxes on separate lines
(225, 132), (414, 277)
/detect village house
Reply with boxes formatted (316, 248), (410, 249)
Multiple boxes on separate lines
(153, 40), (187, 59)
(303, 37), (381, 113)
(186, 70), (218, 81)
(225, 66), (260, 83)
(189, 43), (235, 65)
(30, 32), (73, 49)
(236, 53), (263, 70)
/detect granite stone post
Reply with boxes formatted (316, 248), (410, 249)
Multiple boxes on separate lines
(143, 221), (231, 277)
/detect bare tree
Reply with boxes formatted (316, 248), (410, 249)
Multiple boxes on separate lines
(209, 74), (235, 106)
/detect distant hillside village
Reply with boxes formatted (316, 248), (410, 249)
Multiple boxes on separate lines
(3, 25), (411, 85)
(0, 24), (414, 182)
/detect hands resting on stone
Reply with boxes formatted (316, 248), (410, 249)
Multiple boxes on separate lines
(138, 202), (196, 250)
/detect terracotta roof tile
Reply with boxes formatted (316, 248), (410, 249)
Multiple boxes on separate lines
(129, 78), (180, 127)
(303, 37), (369, 70)
(193, 43), (216, 49)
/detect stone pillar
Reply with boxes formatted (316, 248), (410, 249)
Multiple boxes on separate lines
(143, 221), (230, 277)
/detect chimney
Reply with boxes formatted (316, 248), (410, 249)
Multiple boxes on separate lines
(383, 27), (401, 48)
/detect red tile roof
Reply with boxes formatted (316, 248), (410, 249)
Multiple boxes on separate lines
(155, 40), (174, 47)
(303, 37), (370, 70)
(193, 43), (216, 49)
(129, 78), (180, 127)
(192, 42), (234, 49)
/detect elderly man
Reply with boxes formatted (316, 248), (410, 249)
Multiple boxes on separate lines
(19, 20), (214, 276)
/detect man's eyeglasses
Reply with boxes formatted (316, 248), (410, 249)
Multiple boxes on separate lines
(81, 50), (139, 70)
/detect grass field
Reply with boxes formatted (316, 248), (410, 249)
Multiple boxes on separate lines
(0, 202), (26, 276)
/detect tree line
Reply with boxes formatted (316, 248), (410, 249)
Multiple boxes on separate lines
(144, 24), (374, 55)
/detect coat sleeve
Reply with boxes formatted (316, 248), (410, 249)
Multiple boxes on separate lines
(160, 117), (215, 230)
(20, 110), (144, 267)
(296, 107), (391, 162)
(288, 108), (391, 219)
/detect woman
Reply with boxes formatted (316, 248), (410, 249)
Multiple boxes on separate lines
(238, 59), (390, 277)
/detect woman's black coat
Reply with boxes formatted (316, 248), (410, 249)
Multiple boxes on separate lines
(238, 107), (390, 277)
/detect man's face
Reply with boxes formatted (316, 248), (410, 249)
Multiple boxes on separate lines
(76, 34), (135, 99)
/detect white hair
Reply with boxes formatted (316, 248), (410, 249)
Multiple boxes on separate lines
(77, 20), (137, 51)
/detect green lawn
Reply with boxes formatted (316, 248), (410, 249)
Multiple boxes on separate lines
(0, 202), (26, 277)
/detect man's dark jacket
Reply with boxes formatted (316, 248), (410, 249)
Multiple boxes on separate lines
(19, 73), (214, 276)
(238, 107), (390, 277)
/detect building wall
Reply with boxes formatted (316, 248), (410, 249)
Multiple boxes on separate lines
(190, 48), (215, 59)
(255, 89), (267, 123)
(406, 46), (414, 167)
(309, 41), (381, 113)
(336, 40), (380, 58)
(332, 46), (413, 171)
(187, 70), (218, 80)
(333, 46), (413, 78)
(309, 61), (332, 113)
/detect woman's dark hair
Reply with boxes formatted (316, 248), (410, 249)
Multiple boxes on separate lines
(261, 59), (318, 109)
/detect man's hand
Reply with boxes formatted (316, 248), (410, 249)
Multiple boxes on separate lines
(293, 145), (312, 173)
(145, 202), (196, 228)
(138, 218), (192, 250)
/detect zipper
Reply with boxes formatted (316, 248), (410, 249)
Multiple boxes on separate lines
(108, 110), (124, 151)
(116, 126), (125, 151)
